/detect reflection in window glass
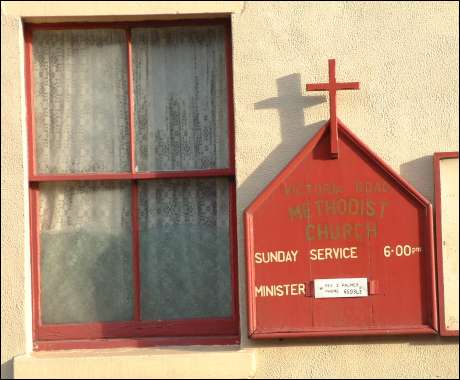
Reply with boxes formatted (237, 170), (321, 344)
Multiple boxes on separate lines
(39, 181), (133, 324)
(139, 178), (232, 320)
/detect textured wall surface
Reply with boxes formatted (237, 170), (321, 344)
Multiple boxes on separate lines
(14, 347), (256, 379)
(253, 338), (458, 378)
(2, 1), (459, 379)
(3, 1), (244, 17)
(1, 9), (32, 380)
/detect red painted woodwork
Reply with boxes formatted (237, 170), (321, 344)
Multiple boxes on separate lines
(25, 18), (239, 350)
(245, 120), (437, 338)
(433, 152), (459, 337)
(29, 184), (41, 342)
(38, 317), (237, 341)
(29, 169), (235, 182)
(229, 178), (241, 334)
(126, 28), (136, 174)
(306, 59), (359, 158)
(25, 18), (230, 31)
(224, 22), (236, 172)
(35, 335), (240, 351)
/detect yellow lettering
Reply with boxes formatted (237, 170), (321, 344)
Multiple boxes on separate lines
(343, 223), (353, 239)
(317, 224), (329, 240)
(306, 224), (315, 240)
(367, 200), (376, 216)
(348, 198), (360, 215)
(366, 223), (378, 239)
(315, 200), (323, 216)
(380, 200), (388, 218)
(336, 199), (347, 215)
(325, 200), (336, 215)
(355, 224), (362, 240)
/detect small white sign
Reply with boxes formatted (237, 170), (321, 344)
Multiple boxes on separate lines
(314, 278), (368, 298)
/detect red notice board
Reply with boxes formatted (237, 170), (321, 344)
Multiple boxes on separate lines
(245, 121), (437, 338)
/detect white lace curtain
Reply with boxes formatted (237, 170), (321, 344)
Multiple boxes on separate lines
(33, 29), (130, 173)
(34, 27), (232, 323)
(132, 26), (229, 171)
(33, 26), (229, 174)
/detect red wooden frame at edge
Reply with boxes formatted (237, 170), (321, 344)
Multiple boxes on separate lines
(24, 17), (240, 350)
(433, 151), (459, 337)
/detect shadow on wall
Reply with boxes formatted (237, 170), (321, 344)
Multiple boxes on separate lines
(400, 155), (435, 203)
(240, 74), (438, 209)
(1, 359), (13, 380)
(238, 73), (326, 210)
(250, 333), (458, 350)
(236, 73), (326, 341)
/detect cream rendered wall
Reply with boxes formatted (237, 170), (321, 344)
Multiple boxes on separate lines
(1, 1), (459, 379)
(1, 8), (32, 380)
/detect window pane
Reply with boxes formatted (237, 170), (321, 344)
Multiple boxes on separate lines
(33, 30), (130, 173)
(39, 181), (133, 324)
(133, 26), (229, 171)
(139, 178), (232, 320)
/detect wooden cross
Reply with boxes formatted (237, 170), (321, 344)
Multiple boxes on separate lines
(306, 59), (359, 158)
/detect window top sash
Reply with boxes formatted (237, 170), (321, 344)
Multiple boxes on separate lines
(24, 18), (230, 32)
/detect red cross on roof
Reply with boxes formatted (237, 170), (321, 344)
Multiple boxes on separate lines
(306, 59), (360, 158)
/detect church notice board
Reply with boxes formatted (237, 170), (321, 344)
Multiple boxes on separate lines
(434, 152), (459, 336)
(244, 122), (438, 338)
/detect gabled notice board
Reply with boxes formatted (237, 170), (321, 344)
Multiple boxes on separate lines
(244, 122), (437, 338)
(244, 60), (437, 339)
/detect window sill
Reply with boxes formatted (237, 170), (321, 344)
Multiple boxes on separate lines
(14, 346), (256, 379)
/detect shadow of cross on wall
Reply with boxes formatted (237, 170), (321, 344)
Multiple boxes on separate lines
(239, 73), (327, 209)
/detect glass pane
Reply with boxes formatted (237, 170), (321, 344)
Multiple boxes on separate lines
(33, 29), (130, 173)
(39, 181), (133, 324)
(132, 26), (229, 171)
(139, 178), (232, 320)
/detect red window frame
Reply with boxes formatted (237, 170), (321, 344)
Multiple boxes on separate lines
(24, 18), (240, 351)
